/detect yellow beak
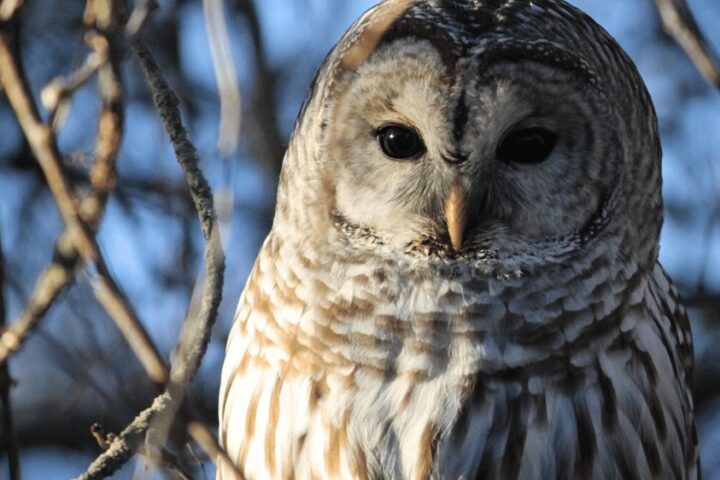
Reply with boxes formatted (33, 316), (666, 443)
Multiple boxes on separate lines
(444, 181), (468, 252)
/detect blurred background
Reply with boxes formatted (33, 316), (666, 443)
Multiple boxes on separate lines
(0, 0), (718, 478)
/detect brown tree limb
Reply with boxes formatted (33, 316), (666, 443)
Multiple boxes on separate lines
(74, 42), (228, 479)
(90, 421), (196, 480)
(653, 0), (720, 89)
(203, 0), (242, 156)
(0, 33), (101, 262)
(0, 234), (20, 480)
(41, 50), (107, 128)
(0, 0), (24, 21)
(0, 249), (75, 364)
(135, 38), (227, 467)
(188, 421), (244, 479)
(0, 2), (168, 383)
(75, 393), (172, 480)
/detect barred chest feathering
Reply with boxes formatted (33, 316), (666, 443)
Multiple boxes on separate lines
(218, 234), (696, 480)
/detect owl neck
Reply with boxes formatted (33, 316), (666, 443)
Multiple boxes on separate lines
(256, 219), (651, 379)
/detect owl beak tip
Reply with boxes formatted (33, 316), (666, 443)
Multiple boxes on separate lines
(445, 182), (468, 253)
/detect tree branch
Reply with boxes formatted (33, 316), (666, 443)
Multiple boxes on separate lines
(134, 36), (227, 464)
(74, 41), (227, 479)
(75, 393), (172, 480)
(653, 0), (720, 89)
(0, 233), (20, 480)
(188, 421), (244, 479)
(0, 0), (169, 383)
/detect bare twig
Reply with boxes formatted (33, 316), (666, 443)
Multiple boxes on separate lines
(188, 421), (244, 479)
(2, 0), (231, 476)
(0, 34), (101, 262)
(157, 449), (197, 480)
(125, 0), (159, 37)
(0, 0), (23, 21)
(134, 37), (226, 462)
(0, 236), (169, 384)
(0, 10), (74, 365)
(75, 42), (226, 479)
(75, 393), (172, 480)
(41, 50), (107, 129)
(135, 39), (225, 393)
(0, 248), (75, 363)
(203, 0), (242, 156)
(0, 0), (169, 384)
(90, 270), (170, 383)
(91, 421), (196, 480)
(90, 423), (116, 451)
(0, 234), (20, 480)
(653, 0), (720, 89)
(0, 4), (112, 364)
(133, 43), (224, 382)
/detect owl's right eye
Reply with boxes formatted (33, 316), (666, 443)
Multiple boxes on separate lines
(497, 127), (558, 165)
(377, 125), (425, 160)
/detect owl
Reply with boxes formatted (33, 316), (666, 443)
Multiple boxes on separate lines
(218, 0), (698, 478)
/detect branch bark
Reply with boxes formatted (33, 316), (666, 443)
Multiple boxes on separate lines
(74, 42), (228, 479)
(75, 393), (172, 480)
(0, 233), (20, 480)
(0, 0), (168, 384)
(653, 0), (720, 89)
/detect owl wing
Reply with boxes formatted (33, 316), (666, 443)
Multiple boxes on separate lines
(649, 262), (699, 478)
(649, 263), (694, 391)
(217, 248), (323, 480)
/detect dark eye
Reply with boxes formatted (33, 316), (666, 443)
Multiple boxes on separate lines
(497, 127), (558, 165)
(377, 125), (425, 159)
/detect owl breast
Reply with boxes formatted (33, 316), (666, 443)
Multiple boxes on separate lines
(218, 235), (695, 480)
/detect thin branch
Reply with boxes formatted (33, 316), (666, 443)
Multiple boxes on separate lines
(41, 50), (107, 129)
(75, 393), (172, 480)
(125, 0), (159, 37)
(0, 32), (102, 263)
(133, 45), (219, 243)
(2, 1), (231, 477)
(0, 1), (169, 383)
(653, 0), (720, 89)
(90, 269), (170, 383)
(0, 0), (23, 21)
(158, 449), (197, 480)
(91, 422), (196, 480)
(0, 247), (75, 363)
(135, 37), (226, 461)
(203, 0), (242, 156)
(75, 42), (226, 479)
(133, 43), (224, 383)
(188, 421), (244, 479)
(0, 234), (20, 480)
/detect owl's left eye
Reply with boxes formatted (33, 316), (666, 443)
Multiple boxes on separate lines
(377, 125), (425, 160)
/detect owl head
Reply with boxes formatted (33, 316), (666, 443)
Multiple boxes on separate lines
(275, 0), (662, 274)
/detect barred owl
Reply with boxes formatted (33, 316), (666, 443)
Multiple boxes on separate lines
(218, 0), (698, 478)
